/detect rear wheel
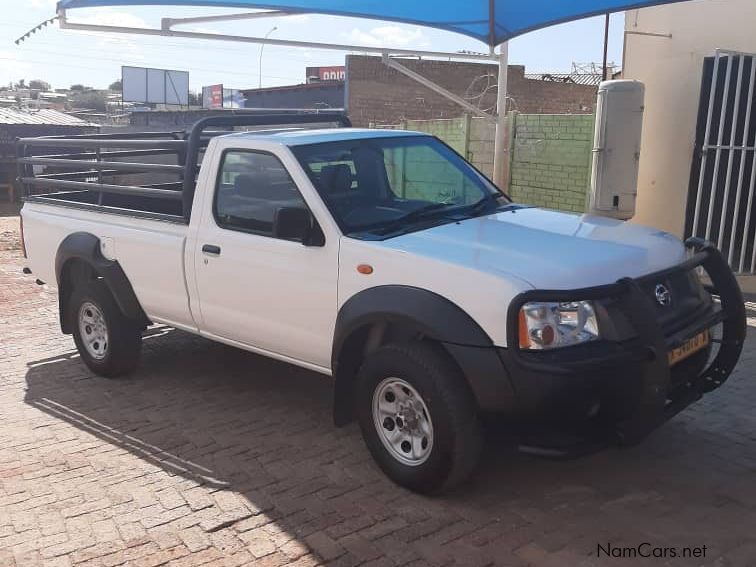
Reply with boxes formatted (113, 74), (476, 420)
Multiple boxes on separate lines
(70, 280), (142, 377)
(356, 342), (483, 494)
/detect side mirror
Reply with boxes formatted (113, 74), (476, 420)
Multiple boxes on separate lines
(273, 207), (325, 246)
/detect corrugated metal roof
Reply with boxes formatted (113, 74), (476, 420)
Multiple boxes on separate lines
(523, 73), (603, 87)
(0, 107), (97, 127)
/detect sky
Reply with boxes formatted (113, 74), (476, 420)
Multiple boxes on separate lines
(1, 0), (625, 93)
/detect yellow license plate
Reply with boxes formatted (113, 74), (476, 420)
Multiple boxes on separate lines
(668, 330), (710, 366)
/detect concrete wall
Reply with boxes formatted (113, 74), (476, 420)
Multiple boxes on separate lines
(2, 124), (99, 201)
(509, 114), (594, 213)
(624, 0), (756, 236)
(129, 109), (237, 130)
(467, 119), (497, 179)
(0, 124), (98, 157)
(346, 55), (597, 128)
(126, 109), (346, 131)
(392, 113), (594, 213)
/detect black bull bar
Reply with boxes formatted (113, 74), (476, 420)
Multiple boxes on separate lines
(506, 237), (747, 446)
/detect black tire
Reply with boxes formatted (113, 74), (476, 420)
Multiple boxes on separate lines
(70, 279), (142, 378)
(356, 341), (483, 494)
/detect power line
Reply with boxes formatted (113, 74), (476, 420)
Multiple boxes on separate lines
(16, 40), (331, 68)
(0, 21), (350, 60)
(3, 36), (342, 83)
(39, 50), (299, 80)
(0, 55), (299, 83)
(0, 19), (349, 87)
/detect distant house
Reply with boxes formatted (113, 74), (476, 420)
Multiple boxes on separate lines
(37, 92), (69, 110)
(241, 82), (346, 111)
(0, 107), (98, 202)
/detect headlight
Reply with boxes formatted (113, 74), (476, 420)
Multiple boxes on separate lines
(518, 301), (599, 350)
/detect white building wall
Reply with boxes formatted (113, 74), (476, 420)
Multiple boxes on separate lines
(624, 0), (756, 237)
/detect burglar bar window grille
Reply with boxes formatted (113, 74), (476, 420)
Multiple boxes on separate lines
(687, 50), (756, 274)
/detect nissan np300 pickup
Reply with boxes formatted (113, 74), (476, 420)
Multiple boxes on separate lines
(18, 114), (746, 493)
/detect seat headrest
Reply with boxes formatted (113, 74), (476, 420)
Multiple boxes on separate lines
(319, 164), (353, 194)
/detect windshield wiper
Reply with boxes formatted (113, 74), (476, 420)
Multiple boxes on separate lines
(373, 202), (456, 235)
(468, 191), (506, 215)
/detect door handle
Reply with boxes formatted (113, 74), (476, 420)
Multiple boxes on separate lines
(202, 244), (221, 255)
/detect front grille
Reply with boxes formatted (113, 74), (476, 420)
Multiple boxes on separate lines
(596, 266), (714, 343)
(637, 268), (712, 337)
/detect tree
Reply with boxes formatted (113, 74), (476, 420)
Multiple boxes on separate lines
(188, 91), (200, 106)
(109, 80), (122, 91)
(28, 79), (51, 91)
(70, 84), (89, 92)
(16, 79), (26, 89)
(70, 91), (107, 112)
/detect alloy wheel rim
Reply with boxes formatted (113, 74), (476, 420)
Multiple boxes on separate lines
(78, 301), (109, 360)
(372, 377), (434, 466)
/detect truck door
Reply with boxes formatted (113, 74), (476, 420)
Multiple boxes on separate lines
(192, 148), (338, 371)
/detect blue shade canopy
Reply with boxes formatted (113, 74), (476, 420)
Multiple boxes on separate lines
(57, 0), (690, 47)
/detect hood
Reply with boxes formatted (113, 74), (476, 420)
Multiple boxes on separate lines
(374, 208), (686, 290)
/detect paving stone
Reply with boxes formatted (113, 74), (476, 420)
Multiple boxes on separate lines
(0, 212), (755, 567)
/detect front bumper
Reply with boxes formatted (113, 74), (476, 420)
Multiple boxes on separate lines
(487, 239), (746, 447)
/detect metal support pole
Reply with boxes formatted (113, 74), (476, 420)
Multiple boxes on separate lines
(602, 13), (610, 80)
(162, 10), (292, 30)
(57, 10), (497, 63)
(381, 55), (494, 120)
(493, 43), (509, 190)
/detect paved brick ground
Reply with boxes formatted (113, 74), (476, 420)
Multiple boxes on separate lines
(1, 206), (756, 567)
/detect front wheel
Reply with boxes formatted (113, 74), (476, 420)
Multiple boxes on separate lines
(70, 280), (142, 378)
(356, 342), (483, 494)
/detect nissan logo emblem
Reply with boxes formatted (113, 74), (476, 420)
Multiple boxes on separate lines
(655, 284), (672, 306)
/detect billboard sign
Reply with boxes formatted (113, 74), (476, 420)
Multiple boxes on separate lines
(306, 66), (346, 82)
(202, 85), (245, 109)
(223, 88), (244, 109)
(202, 84), (223, 109)
(121, 66), (189, 105)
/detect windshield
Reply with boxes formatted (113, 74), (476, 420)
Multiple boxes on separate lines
(291, 135), (510, 238)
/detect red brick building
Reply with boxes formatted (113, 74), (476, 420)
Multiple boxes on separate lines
(345, 55), (598, 127)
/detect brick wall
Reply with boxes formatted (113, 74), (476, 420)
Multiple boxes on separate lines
(388, 113), (595, 213)
(509, 114), (595, 213)
(397, 117), (499, 178)
(346, 55), (597, 128)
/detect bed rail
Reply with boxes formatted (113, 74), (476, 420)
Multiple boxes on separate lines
(16, 111), (351, 221)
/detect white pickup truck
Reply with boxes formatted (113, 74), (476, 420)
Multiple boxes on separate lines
(19, 113), (746, 494)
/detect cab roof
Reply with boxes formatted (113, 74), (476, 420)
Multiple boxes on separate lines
(223, 127), (428, 146)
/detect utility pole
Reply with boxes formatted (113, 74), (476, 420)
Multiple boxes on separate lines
(259, 26), (278, 89)
(602, 13), (610, 80)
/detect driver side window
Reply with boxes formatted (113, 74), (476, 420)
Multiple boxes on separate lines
(214, 150), (309, 240)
